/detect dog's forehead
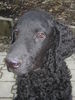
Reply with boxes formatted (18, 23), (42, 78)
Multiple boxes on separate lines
(14, 11), (53, 39)
(16, 20), (47, 37)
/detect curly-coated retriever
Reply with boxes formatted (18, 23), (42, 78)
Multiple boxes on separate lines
(5, 9), (75, 100)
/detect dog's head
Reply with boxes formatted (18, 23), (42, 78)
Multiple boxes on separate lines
(5, 10), (75, 75)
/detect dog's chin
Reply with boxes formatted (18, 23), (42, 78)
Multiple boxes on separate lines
(7, 66), (28, 76)
(7, 63), (41, 76)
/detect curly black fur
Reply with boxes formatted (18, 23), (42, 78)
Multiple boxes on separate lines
(13, 11), (75, 100)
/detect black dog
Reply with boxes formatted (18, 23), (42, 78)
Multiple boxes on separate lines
(5, 10), (75, 100)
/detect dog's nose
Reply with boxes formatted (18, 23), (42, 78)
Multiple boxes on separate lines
(5, 58), (21, 69)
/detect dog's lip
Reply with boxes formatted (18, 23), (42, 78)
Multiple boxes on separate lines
(13, 65), (19, 68)
(7, 64), (20, 72)
(7, 67), (12, 72)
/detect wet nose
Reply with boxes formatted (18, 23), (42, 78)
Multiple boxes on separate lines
(5, 58), (21, 69)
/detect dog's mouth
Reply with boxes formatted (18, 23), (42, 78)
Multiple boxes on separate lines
(7, 63), (41, 76)
(5, 60), (20, 72)
(7, 65), (28, 75)
(5, 56), (41, 75)
(6, 64), (20, 74)
(7, 67), (12, 72)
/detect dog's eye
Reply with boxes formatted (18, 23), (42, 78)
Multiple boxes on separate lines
(33, 32), (46, 42)
(37, 32), (46, 39)
(11, 29), (19, 44)
(14, 29), (19, 38)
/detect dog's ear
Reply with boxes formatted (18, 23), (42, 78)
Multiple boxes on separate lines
(55, 21), (75, 59)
